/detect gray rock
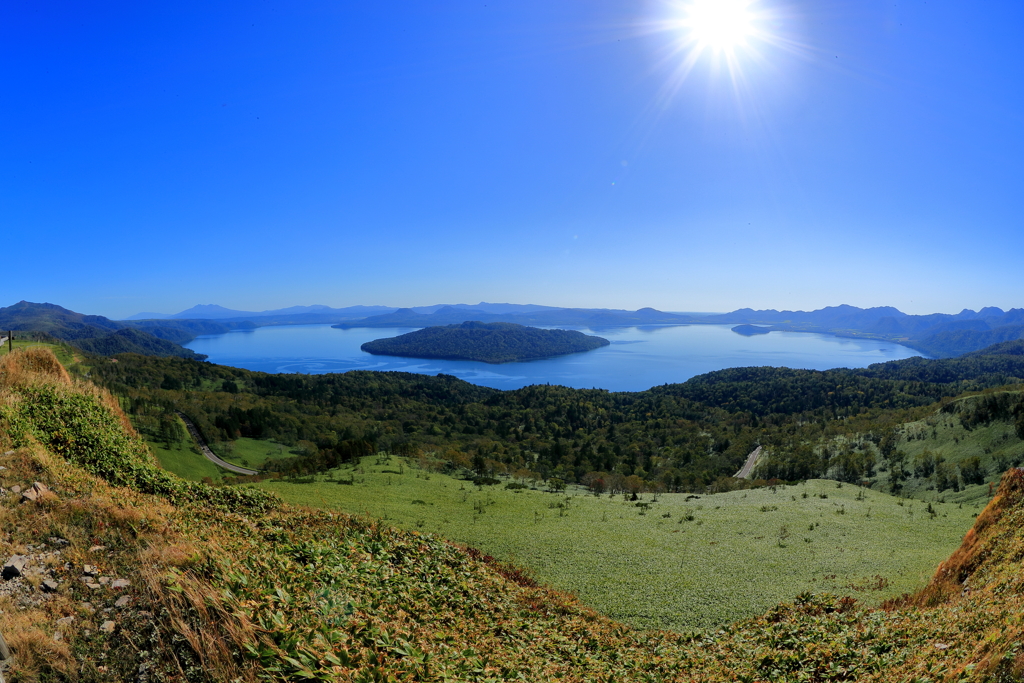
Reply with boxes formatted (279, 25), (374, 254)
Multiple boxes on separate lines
(21, 481), (52, 503)
(3, 555), (28, 580)
(99, 620), (116, 633)
(86, 582), (101, 590)
(98, 576), (111, 585)
(114, 595), (131, 608)
(111, 578), (131, 589)
(82, 564), (98, 577)
(10, 484), (21, 494)
(41, 579), (59, 593)
(56, 616), (75, 626)
(49, 537), (70, 547)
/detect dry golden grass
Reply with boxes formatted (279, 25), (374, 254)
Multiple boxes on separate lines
(0, 346), (72, 388)
(0, 608), (74, 681)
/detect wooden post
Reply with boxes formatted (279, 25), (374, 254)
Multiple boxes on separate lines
(0, 627), (11, 660)
(6, 331), (11, 354)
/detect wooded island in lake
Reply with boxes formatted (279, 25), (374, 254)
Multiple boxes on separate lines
(360, 321), (610, 363)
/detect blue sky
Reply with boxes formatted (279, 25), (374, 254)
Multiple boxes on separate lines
(2, 0), (1022, 319)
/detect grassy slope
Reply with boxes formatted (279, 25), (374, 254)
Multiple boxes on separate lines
(261, 456), (977, 631)
(895, 392), (1023, 504)
(216, 436), (293, 470)
(7, 347), (1024, 682)
(149, 439), (226, 483)
(0, 339), (77, 367)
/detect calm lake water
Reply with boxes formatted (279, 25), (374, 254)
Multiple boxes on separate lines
(185, 324), (922, 393)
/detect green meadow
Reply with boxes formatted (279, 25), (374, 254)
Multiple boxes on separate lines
(149, 440), (226, 482)
(260, 454), (979, 632)
(213, 436), (293, 470)
(894, 396), (1023, 504)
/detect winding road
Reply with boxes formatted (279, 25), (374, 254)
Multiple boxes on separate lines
(177, 412), (259, 476)
(734, 446), (763, 479)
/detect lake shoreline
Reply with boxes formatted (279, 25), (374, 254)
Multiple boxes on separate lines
(185, 323), (923, 393)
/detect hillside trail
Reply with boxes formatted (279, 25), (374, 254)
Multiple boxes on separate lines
(734, 446), (763, 479)
(177, 411), (259, 476)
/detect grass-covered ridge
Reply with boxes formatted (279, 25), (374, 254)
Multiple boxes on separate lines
(6, 347), (1024, 681)
(0, 347), (276, 514)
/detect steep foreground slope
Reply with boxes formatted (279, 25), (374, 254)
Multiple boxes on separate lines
(3, 349), (1024, 682)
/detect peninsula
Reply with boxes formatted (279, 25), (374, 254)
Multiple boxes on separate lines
(360, 321), (610, 363)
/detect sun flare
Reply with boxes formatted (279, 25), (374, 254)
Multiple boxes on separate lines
(683, 0), (755, 51)
(647, 0), (777, 98)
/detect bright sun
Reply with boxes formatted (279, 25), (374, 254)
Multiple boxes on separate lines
(683, 0), (755, 51)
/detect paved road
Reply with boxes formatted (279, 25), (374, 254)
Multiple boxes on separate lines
(177, 412), (259, 476)
(734, 446), (763, 479)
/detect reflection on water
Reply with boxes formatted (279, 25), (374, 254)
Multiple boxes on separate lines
(185, 324), (923, 393)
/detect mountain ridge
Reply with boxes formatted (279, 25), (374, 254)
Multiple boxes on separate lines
(18, 299), (1024, 359)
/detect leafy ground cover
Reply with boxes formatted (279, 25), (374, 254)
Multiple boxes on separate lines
(261, 455), (978, 631)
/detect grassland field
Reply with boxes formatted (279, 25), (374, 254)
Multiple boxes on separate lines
(259, 454), (979, 632)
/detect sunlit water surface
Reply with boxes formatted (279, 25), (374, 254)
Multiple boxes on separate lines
(184, 324), (922, 392)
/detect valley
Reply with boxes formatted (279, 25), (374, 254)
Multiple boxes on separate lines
(261, 455), (978, 631)
(4, 345), (1024, 681)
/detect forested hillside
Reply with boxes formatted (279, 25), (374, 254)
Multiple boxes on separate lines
(0, 301), (209, 359)
(86, 340), (1024, 496)
(361, 322), (609, 363)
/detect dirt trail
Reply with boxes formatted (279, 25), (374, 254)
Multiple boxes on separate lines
(177, 412), (259, 476)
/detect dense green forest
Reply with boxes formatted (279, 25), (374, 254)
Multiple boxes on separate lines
(84, 340), (1024, 496)
(360, 321), (609, 363)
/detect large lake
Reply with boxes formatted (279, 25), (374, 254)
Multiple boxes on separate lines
(185, 324), (922, 392)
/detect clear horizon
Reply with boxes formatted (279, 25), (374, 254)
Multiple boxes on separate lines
(3, 1), (1022, 319)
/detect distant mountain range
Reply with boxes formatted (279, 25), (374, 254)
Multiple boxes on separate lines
(7, 300), (1024, 360)
(123, 302), (562, 324)
(329, 302), (1024, 358)
(0, 301), (211, 360)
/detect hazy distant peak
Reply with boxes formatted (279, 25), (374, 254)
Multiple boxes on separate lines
(124, 311), (173, 320)
(172, 304), (256, 319)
